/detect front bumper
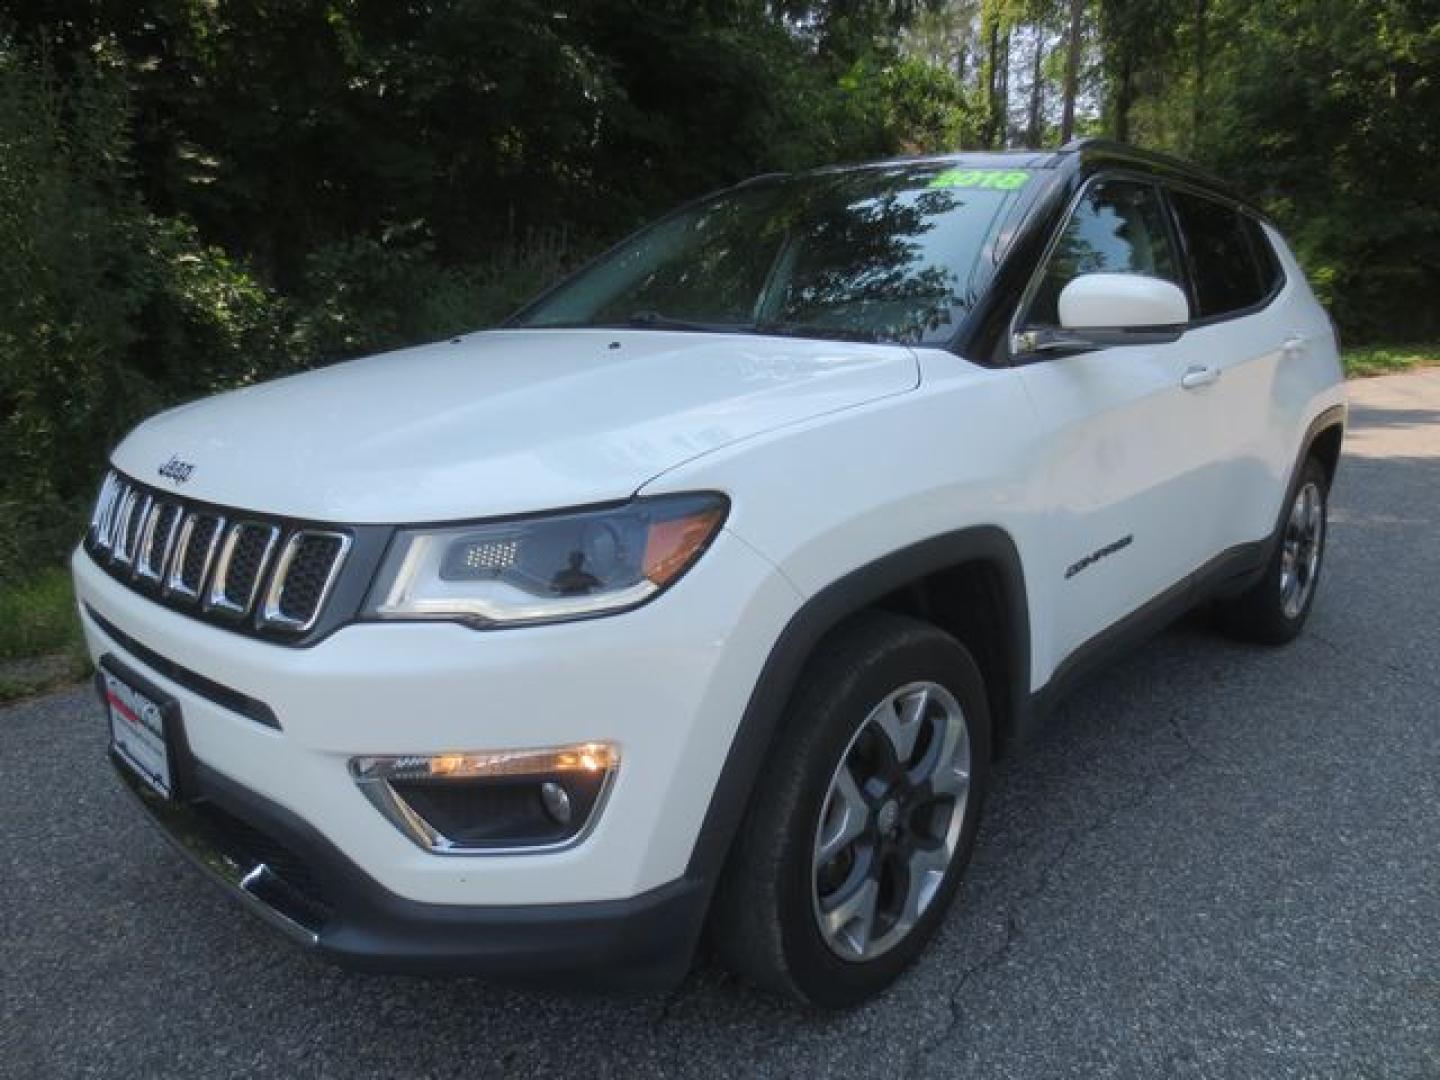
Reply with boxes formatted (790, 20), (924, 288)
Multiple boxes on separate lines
(73, 527), (802, 980)
(108, 727), (708, 988)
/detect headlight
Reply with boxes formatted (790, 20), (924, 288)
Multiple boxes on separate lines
(363, 493), (727, 627)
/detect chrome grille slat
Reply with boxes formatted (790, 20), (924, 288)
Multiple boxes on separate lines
(260, 531), (351, 633)
(168, 512), (226, 602)
(103, 484), (136, 553)
(84, 470), (350, 641)
(112, 490), (151, 567)
(90, 473), (123, 548)
(135, 502), (183, 585)
(206, 522), (280, 617)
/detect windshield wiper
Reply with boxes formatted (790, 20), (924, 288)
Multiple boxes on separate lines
(616, 311), (886, 345)
(623, 311), (756, 334)
(754, 323), (886, 344)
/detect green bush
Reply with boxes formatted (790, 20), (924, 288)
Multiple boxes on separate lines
(0, 52), (291, 579)
(290, 224), (578, 362)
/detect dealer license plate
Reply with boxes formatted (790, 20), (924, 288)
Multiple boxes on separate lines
(103, 666), (174, 799)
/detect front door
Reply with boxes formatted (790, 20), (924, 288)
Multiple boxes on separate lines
(1013, 176), (1223, 678)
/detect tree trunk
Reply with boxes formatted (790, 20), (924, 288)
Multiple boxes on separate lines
(1060, 0), (1084, 143)
(1027, 24), (1046, 147)
(1192, 0), (1208, 150)
(985, 19), (1002, 147)
(1113, 51), (1133, 143)
(997, 28), (1011, 146)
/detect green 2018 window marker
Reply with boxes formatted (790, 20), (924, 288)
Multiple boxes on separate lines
(928, 168), (1031, 191)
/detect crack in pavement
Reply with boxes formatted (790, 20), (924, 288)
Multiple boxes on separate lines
(1308, 630), (1440, 695)
(1163, 708), (1214, 765)
(907, 735), (1207, 1073)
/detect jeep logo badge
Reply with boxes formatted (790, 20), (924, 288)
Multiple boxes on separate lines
(157, 455), (196, 484)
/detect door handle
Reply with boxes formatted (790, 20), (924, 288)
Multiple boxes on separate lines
(1283, 334), (1308, 360)
(1181, 365), (1221, 390)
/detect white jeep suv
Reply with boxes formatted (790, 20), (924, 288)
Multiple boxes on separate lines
(74, 140), (1345, 1007)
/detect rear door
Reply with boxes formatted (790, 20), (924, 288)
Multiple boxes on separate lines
(1163, 188), (1292, 556)
(1014, 176), (1224, 676)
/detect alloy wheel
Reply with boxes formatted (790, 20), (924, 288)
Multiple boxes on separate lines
(810, 681), (971, 962)
(1279, 480), (1324, 619)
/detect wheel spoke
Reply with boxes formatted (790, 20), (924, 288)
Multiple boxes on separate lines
(872, 687), (927, 767)
(923, 706), (971, 799)
(927, 758), (971, 801)
(821, 874), (880, 957)
(899, 841), (950, 928)
(814, 764), (870, 870)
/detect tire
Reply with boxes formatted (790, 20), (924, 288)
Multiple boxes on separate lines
(1216, 456), (1330, 645)
(708, 611), (991, 1008)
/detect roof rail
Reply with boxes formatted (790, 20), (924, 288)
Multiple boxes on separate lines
(1058, 137), (1111, 152)
(1055, 137), (1262, 215)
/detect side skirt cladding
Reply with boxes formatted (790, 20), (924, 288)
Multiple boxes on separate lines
(684, 526), (1031, 887)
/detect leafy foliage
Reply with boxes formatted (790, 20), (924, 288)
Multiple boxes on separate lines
(1342, 342), (1440, 379)
(0, 0), (1436, 589)
(0, 51), (286, 576)
(1195, 0), (1440, 343)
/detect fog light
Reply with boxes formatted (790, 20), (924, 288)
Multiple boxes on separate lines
(350, 742), (618, 853)
(540, 781), (572, 824)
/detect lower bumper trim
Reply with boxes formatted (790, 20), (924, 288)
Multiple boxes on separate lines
(114, 755), (325, 946)
(112, 753), (711, 992)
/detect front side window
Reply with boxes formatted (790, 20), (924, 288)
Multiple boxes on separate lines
(1170, 190), (1271, 318)
(1024, 178), (1181, 328)
(513, 165), (1033, 345)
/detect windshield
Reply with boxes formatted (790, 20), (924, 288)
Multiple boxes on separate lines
(511, 164), (1034, 346)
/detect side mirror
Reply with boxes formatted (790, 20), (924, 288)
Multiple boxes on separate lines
(1016, 273), (1190, 356)
(1059, 273), (1190, 331)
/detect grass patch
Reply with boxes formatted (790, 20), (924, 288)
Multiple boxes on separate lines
(0, 566), (89, 705)
(1342, 342), (1440, 378)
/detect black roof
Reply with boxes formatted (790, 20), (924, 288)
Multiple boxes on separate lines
(805, 148), (1058, 174)
(781, 137), (1261, 217)
(1053, 138), (1258, 213)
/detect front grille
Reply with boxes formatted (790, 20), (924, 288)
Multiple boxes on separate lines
(86, 470), (352, 642)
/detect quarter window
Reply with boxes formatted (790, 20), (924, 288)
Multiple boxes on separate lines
(1170, 190), (1272, 318)
(1242, 214), (1285, 297)
(1024, 179), (1181, 328)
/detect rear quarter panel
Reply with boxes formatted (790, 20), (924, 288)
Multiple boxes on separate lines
(1219, 224), (1347, 548)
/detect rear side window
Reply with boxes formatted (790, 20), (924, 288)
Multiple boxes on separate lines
(1024, 179), (1181, 328)
(1170, 190), (1275, 319)
(1242, 215), (1285, 297)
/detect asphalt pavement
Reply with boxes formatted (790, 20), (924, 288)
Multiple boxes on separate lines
(2, 371), (1437, 1079)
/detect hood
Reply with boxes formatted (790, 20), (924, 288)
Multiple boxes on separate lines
(111, 329), (919, 522)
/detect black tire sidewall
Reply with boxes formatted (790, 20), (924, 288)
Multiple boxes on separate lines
(1264, 458), (1331, 631)
(770, 620), (991, 1008)
(1216, 456), (1331, 645)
